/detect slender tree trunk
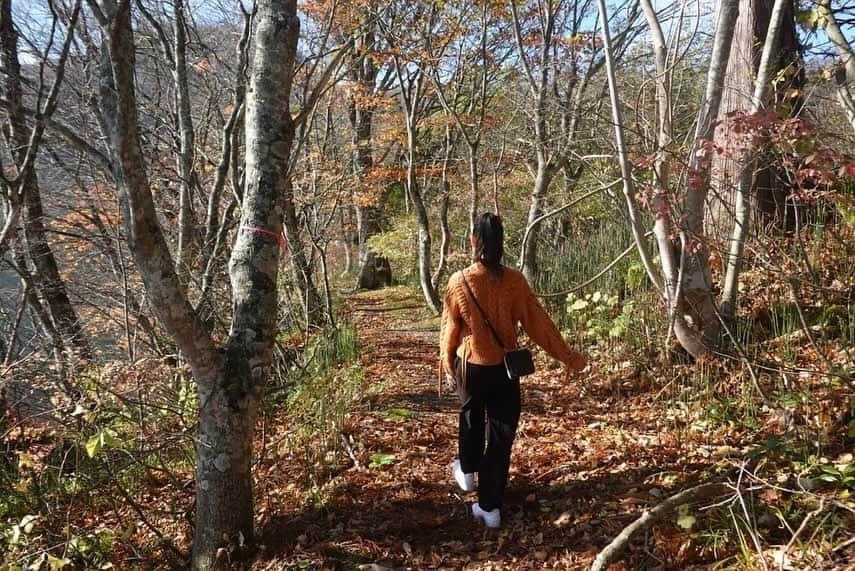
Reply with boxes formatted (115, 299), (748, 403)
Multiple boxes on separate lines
(0, 0), (88, 359)
(638, 0), (717, 355)
(433, 190), (450, 289)
(10, 244), (64, 376)
(432, 126), (453, 288)
(640, 0), (679, 300)
(521, 163), (552, 282)
(173, 0), (196, 289)
(350, 27), (391, 290)
(198, 6), (250, 309)
(340, 207), (353, 274)
(406, 128), (441, 313)
(596, 0), (663, 292)
(2, 279), (28, 367)
(819, 0), (855, 132)
(22, 177), (90, 358)
(468, 142), (479, 235)
(282, 178), (324, 327)
(621, 0), (741, 356)
(510, 0), (555, 284)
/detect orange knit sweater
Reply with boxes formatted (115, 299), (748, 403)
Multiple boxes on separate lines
(439, 263), (583, 380)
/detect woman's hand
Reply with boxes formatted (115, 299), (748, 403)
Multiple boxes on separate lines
(564, 353), (591, 393)
(444, 358), (457, 390)
(568, 351), (588, 373)
(445, 372), (457, 391)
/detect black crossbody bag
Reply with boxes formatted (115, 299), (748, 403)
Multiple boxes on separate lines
(461, 271), (535, 380)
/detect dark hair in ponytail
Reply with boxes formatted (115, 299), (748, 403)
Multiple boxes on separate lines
(473, 212), (504, 272)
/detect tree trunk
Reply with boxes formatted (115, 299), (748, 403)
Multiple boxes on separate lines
(92, 1), (301, 567)
(721, 0), (790, 317)
(468, 142), (479, 235)
(521, 164), (551, 283)
(282, 178), (324, 327)
(406, 136), (441, 314)
(0, 0), (88, 359)
(639, 0), (680, 303)
(432, 184), (451, 289)
(819, 0), (855, 133)
(629, 0), (741, 356)
(173, 0), (197, 290)
(432, 126), (454, 288)
(22, 177), (90, 358)
(350, 27), (391, 290)
(712, 0), (802, 233)
(201, 0), (301, 562)
(191, 367), (258, 568)
(393, 53), (440, 312)
(676, 0), (742, 355)
(596, 0), (664, 294)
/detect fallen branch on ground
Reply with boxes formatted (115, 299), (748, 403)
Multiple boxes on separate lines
(590, 482), (729, 571)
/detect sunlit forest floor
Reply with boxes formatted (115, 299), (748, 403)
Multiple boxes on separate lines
(246, 287), (853, 570)
(3, 268), (852, 569)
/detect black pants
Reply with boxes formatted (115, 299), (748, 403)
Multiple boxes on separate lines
(455, 357), (521, 512)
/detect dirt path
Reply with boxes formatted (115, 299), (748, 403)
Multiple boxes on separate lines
(256, 289), (706, 570)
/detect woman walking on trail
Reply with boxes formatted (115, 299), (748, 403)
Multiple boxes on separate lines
(439, 212), (588, 528)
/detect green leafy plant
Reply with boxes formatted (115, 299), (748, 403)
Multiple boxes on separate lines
(383, 406), (413, 422)
(368, 453), (396, 469)
(815, 460), (854, 492)
(676, 503), (697, 531)
(566, 291), (641, 343)
(567, 291), (618, 339)
(85, 428), (122, 458)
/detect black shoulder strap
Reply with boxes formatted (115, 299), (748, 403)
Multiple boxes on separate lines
(460, 271), (507, 353)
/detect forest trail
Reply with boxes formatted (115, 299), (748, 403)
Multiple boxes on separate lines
(255, 287), (713, 570)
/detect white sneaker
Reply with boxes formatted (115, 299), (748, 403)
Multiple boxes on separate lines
(471, 502), (501, 528)
(452, 459), (475, 492)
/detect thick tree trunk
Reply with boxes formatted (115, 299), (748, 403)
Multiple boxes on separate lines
(712, 0), (802, 234)
(721, 0), (790, 317)
(676, 0), (742, 354)
(201, 0), (300, 563)
(93, 1), (300, 568)
(192, 369), (258, 568)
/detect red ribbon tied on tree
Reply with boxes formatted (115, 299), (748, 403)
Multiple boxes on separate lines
(243, 225), (287, 254)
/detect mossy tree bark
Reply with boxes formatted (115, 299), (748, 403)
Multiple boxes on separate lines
(90, 0), (300, 567)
